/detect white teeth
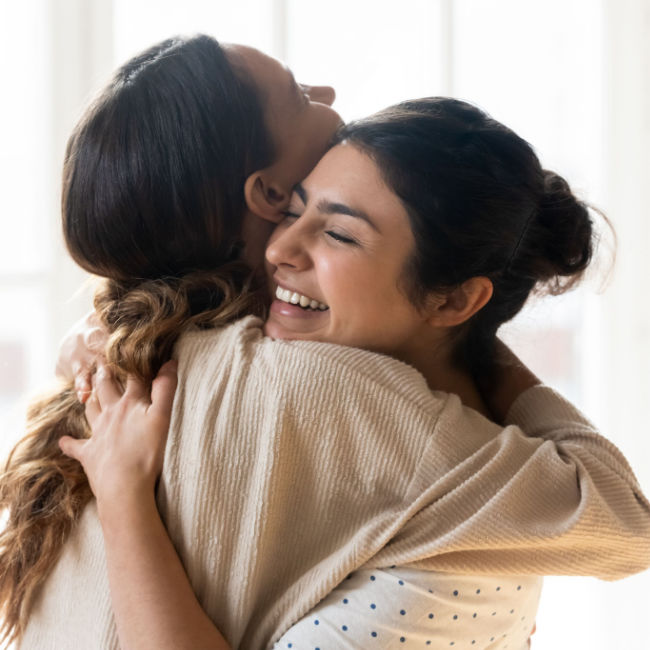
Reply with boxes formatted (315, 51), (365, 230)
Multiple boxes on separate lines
(275, 287), (289, 302)
(275, 285), (328, 311)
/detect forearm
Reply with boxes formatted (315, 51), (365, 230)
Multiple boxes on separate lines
(98, 494), (230, 650)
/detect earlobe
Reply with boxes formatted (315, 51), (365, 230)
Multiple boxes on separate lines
(426, 277), (493, 327)
(244, 171), (290, 224)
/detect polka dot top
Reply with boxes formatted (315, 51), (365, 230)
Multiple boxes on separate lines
(274, 567), (541, 649)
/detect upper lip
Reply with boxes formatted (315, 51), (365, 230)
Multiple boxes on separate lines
(273, 276), (324, 304)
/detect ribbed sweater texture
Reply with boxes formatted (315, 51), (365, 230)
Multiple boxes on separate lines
(19, 317), (650, 649)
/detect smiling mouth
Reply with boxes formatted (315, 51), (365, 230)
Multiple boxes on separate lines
(275, 285), (329, 311)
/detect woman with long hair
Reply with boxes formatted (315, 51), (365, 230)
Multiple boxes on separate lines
(0, 33), (340, 647)
(2, 36), (649, 650)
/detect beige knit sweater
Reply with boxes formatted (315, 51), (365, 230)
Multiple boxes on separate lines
(19, 317), (650, 650)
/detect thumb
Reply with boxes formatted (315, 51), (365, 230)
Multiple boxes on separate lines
(58, 435), (86, 462)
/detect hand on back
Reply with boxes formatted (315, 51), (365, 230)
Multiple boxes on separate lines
(58, 360), (178, 515)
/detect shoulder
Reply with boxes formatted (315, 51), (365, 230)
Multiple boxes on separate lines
(175, 315), (446, 416)
(254, 336), (438, 412)
(174, 315), (264, 361)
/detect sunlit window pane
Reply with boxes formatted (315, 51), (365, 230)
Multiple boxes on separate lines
(286, 0), (446, 120)
(0, 1), (51, 274)
(113, 0), (275, 65)
(0, 285), (50, 460)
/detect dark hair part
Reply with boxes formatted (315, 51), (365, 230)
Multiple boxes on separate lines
(338, 97), (600, 376)
(0, 34), (273, 644)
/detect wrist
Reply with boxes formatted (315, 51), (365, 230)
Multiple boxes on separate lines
(97, 484), (158, 530)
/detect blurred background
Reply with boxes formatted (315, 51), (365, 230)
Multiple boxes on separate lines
(0, 0), (648, 647)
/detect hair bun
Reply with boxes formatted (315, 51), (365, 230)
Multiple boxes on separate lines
(532, 169), (594, 294)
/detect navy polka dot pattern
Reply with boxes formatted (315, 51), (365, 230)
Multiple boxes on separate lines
(273, 568), (542, 649)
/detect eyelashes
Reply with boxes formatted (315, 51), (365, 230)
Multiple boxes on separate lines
(278, 211), (359, 246)
(326, 231), (357, 245)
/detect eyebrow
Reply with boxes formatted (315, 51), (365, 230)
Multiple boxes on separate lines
(294, 183), (380, 232)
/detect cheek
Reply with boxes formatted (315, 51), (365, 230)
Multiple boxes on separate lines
(321, 255), (397, 313)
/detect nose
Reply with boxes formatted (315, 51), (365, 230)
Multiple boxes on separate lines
(303, 84), (336, 107)
(265, 220), (311, 270)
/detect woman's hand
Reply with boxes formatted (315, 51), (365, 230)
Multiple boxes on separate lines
(58, 360), (178, 513)
(480, 339), (541, 424)
(55, 310), (109, 402)
(59, 360), (230, 650)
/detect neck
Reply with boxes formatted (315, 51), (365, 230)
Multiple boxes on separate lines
(402, 343), (492, 419)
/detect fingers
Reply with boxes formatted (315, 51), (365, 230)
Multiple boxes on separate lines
(58, 435), (86, 462)
(149, 360), (179, 420)
(82, 360), (178, 423)
(85, 389), (101, 425)
(56, 310), (108, 387)
(75, 370), (93, 403)
(124, 373), (149, 402)
(94, 363), (122, 407)
(84, 320), (108, 353)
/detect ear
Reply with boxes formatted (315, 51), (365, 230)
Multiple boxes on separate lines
(244, 171), (290, 224)
(426, 277), (493, 328)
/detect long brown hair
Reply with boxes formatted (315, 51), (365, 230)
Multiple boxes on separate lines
(0, 34), (273, 644)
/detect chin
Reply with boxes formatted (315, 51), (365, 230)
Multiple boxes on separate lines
(262, 319), (288, 340)
(261, 320), (275, 338)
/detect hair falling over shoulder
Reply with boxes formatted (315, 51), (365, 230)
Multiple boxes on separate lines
(0, 268), (258, 644)
(0, 33), (273, 644)
(0, 388), (90, 645)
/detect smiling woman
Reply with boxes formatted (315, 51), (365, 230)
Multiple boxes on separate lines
(262, 97), (650, 649)
(266, 97), (594, 396)
(264, 144), (478, 369)
(26, 90), (650, 650)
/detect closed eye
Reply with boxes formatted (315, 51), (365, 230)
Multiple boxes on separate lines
(326, 231), (357, 245)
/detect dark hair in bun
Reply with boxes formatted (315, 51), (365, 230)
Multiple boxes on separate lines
(527, 169), (594, 292)
(338, 97), (605, 375)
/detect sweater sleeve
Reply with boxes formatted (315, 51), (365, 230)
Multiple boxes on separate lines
(364, 387), (650, 581)
(505, 385), (646, 492)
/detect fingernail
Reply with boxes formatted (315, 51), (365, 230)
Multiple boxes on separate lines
(77, 390), (89, 403)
